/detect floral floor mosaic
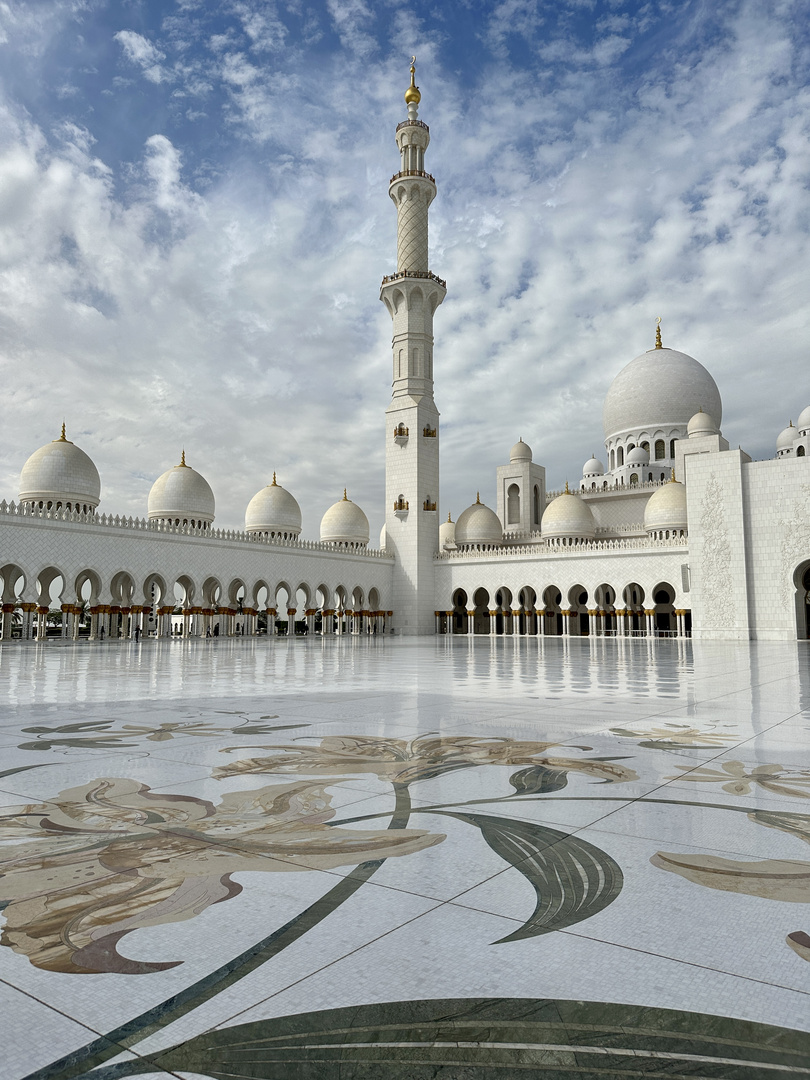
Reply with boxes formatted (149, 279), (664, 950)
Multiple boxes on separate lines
(0, 635), (809, 1078)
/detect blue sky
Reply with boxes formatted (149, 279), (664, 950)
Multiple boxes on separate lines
(1, 0), (808, 539)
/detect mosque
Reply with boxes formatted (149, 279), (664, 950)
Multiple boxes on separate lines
(1, 65), (809, 643)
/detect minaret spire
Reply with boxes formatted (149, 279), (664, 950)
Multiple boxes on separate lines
(380, 61), (446, 635)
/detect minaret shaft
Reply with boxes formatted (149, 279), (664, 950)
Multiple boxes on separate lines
(380, 64), (445, 635)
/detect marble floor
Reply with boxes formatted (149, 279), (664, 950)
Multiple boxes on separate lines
(0, 635), (809, 1079)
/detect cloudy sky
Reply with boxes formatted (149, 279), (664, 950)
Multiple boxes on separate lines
(1, 0), (808, 542)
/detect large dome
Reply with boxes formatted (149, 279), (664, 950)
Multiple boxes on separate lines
(245, 475), (301, 538)
(603, 347), (722, 440)
(19, 426), (101, 512)
(320, 491), (369, 547)
(541, 491), (596, 541)
(776, 422), (796, 452)
(148, 453), (215, 527)
(455, 496), (502, 548)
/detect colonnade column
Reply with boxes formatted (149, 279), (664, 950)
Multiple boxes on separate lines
(467, 609), (475, 635)
(1, 604), (14, 639)
(588, 610), (597, 636)
(488, 610), (497, 636)
(447, 610), (455, 635)
(536, 609), (544, 636)
(645, 609), (655, 637)
(561, 610), (571, 637)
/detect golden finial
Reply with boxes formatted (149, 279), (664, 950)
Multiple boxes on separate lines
(670, 468), (676, 482)
(475, 492), (481, 504)
(272, 471), (277, 486)
(404, 56), (421, 106)
(343, 488), (348, 501)
(180, 449), (187, 467)
(447, 512), (452, 522)
(565, 480), (570, 494)
(59, 421), (67, 441)
(655, 316), (663, 349)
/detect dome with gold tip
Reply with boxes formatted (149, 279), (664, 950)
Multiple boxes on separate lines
(19, 424), (101, 513)
(404, 58), (421, 105)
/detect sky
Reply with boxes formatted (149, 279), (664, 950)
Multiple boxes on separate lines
(0, 0), (808, 543)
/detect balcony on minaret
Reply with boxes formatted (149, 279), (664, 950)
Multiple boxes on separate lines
(394, 496), (409, 518)
(390, 169), (435, 184)
(381, 269), (447, 289)
(393, 424), (409, 445)
(422, 425), (436, 438)
(423, 498), (437, 512)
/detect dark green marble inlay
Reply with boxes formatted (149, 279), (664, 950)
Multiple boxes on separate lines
(79, 998), (810, 1079)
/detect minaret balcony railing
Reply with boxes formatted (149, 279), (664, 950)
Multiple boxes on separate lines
(422, 425), (436, 438)
(394, 498), (409, 519)
(393, 424), (409, 445)
(389, 169), (435, 184)
(381, 269), (447, 289)
(423, 499), (437, 512)
(396, 118), (429, 133)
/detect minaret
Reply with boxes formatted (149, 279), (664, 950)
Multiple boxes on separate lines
(381, 59), (446, 635)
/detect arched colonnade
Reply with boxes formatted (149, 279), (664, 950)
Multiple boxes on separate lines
(0, 564), (392, 640)
(439, 580), (691, 638)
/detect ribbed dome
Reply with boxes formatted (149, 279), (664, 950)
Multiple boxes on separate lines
(644, 479), (688, 533)
(687, 409), (720, 438)
(510, 438), (532, 463)
(455, 497), (502, 547)
(603, 347), (722, 440)
(582, 456), (605, 476)
(245, 476), (301, 537)
(541, 492), (596, 541)
(439, 513), (456, 549)
(776, 423), (796, 452)
(798, 405), (810, 433)
(148, 453), (215, 527)
(626, 445), (650, 465)
(19, 427), (101, 511)
(320, 491), (369, 546)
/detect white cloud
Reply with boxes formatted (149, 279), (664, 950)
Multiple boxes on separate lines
(114, 29), (167, 84)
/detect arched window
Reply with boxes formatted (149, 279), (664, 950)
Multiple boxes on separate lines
(507, 484), (520, 524)
(647, 472), (653, 481)
(610, 449), (615, 469)
(798, 446), (806, 457)
(655, 439), (666, 460)
(533, 485), (540, 524)
(627, 443), (635, 453)
(617, 447), (624, 467)
(641, 441), (650, 453)
(670, 438), (677, 458)
(630, 473), (639, 486)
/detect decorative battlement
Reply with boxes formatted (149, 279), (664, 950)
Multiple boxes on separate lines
(436, 534), (688, 559)
(0, 500), (392, 558)
(396, 119), (429, 133)
(390, 170), (435, 184)
(381, 270), (447, 289)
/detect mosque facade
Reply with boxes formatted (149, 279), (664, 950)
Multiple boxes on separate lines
(1, 68), (809, 643)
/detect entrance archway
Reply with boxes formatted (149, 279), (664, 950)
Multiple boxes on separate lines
(795, 562), (810, 640)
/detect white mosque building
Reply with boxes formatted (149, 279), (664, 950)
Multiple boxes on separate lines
(1, 66), (809, 643)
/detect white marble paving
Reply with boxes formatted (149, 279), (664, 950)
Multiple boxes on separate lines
(0, 635), (809, 1079)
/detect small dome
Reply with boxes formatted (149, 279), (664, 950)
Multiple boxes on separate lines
(245, 474), (301, 537)
(510, 438), (532, 463)
(644, 478), (688, 534)
(582, 455), (605, 476)
(541, 491), (596, 541)
(439, 512), (456, 549)
(625, 445), (650, 465)
(798, 405), (810, 432)
(687, 409), (720, 438)
(148, 452), (215, 527)
(19, 425), (101, 511)
(379, 523), (388, 551)
(776, 422), (796, 452)
(320, 490), (369, 547)
(455, 496), (502, 547)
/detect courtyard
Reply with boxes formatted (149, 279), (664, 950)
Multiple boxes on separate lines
(0, 636), (809, 1078)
